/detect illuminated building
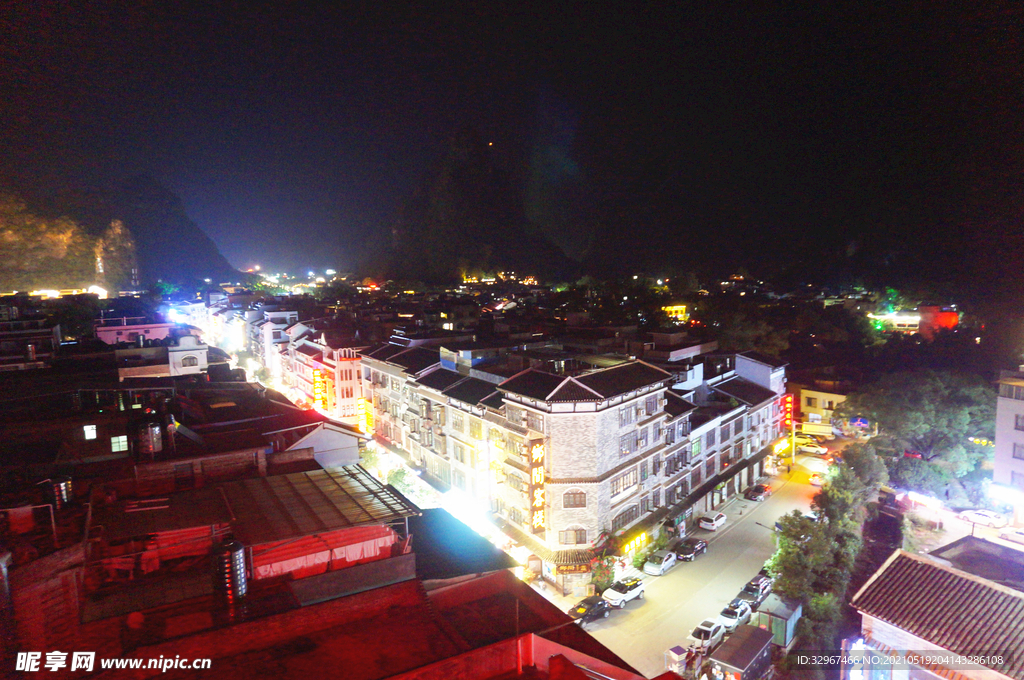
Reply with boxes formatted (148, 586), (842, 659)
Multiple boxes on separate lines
(361, 341), (789, 597)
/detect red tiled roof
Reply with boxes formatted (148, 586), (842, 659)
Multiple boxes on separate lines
(851, 550), (1024, 679)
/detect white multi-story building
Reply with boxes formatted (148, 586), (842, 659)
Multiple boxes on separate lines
(360, 341), (788, 596)
(993, 369), (1024, 524)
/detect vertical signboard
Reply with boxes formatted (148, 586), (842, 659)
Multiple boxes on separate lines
(528, 438), (546, 535)
(312, 368), (328, 411)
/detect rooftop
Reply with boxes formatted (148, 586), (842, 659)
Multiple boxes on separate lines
(851, 550), (1024, 679)
(711, 376), (779, 407)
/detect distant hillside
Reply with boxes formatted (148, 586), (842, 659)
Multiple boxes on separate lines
(0, 178), (237, 291)
(111, 176), (237, 285)
(0, 191), (137, 292)
(365, 127), (576, 283)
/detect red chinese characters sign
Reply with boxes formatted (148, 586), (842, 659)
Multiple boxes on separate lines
(528, 439), (546, 535)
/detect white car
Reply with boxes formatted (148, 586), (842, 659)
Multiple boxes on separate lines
(601, 577), (645, 608)
(643, 549), (677, 576)
(698, 512), (727, 531)
(958, 509), (1008, 528)
(999, 527), (1024, 545)
(719, 598), (752, 632)
(687, 619), (725, 652)
(797, 441), (828, 455)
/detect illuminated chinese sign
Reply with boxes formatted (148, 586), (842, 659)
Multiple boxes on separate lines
(357, 397), (371, 433)
(312, 368), (328, 411)
(782, 394), (793, 429)
(528, 438), (546, 535)
(622, 532), (647, 555)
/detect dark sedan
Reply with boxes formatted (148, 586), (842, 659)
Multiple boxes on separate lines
(676, 537), (708, 561)
(744, 483), (772, 501)
(568, 596), (613, 626)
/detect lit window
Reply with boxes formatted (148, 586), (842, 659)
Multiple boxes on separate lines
(111, 435), (128, 453)
(84, 425), (97, 440)
(181, 355), (199, 367)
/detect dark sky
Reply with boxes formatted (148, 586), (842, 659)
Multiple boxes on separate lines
(2, 3), (1022, 287)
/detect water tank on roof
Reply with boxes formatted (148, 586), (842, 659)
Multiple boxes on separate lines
(212, 541), (247, 601)
(136, 420), (163, 458)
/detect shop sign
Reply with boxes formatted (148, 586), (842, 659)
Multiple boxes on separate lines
(622, 532), (647, 555)
(312, 368), (328, 410)
(556, 564), (591, 574)
(528, 438), (546, 535)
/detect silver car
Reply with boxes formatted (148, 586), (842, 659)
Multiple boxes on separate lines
(719, 598), (752, 632)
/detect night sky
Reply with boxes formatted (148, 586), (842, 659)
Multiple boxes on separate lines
(2, 3), (1022, 292)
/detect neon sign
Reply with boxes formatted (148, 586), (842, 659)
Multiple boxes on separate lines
(528, 439), (546, 534)
(313, 368), (328, 411)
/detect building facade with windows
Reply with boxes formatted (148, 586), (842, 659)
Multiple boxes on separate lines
(359, 341), (790, 596)
(993, 370), (1024, 524)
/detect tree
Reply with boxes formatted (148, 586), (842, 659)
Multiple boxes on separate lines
(834, 370), (995, 479)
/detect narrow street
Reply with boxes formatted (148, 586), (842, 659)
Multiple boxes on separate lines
(552, 459), (822, 678)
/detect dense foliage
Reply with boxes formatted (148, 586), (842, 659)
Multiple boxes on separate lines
(767, 444), (888, 665)
(834, 370), (995, 496)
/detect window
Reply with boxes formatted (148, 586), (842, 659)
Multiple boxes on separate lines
(526, 412), (544, 432)
(453, 443), (466, 464)
(652, 456), (661, 474)
(692, 438), (702, 457)
(638, 427), (648, 449)
(646, 395), (657, 416)
(720, 423), (730, 441)
(619, 406), (634, 427)
(181, 355), (198, 367)
(653, 421), (662, 442)
(691, 468), (702, 487)
(706, 429), (716, 447)
(506, 405), (524, 424)
(1014, 444), (1024, 461)
(620, 432), (637, 457)
(641, 495), (651, 513)
(640, 460), (649, 481)
(509, 507), (524, 525)
(653, 488), (661, 507)
(612, 505), (640, 532)
(469, 419), (482, 439)
(1016, 414), (1024, 431)
(453, 470), (466, 490)
(83, 425), (97, 440)
(806, 396), (817, 408)
(610, 468), (639, 497)
(563, 491), (587, 508)
(559, 528), (587, 545)
(451, 412), (464, 432)
(110, 435), (128, 452)
(706, 456), (716, 477)
(507, 474), (524, 491)
(666, 426), (676, 445)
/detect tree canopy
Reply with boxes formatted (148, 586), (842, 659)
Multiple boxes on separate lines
(834, 370), (995, 478)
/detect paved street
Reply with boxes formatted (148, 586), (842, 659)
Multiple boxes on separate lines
(563, 457), (823, 678)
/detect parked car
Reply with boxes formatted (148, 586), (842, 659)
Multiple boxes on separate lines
(999, 527), (1024, 545)
(798, 441), (829, 455)
(958, 509), (1008, 528)
(744, 483), (772, 501)
(699, 512), (727, 531)
(809, 473), (823, 487)
(718, 598), (752, 632)
(568, 596), (613, 626)
(687, 619), (726, 652)
(602, 577), (645, 608)
(643, 549), (677, 576)
(736, 574), (773, 609)
(677, 537), (708, 561)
